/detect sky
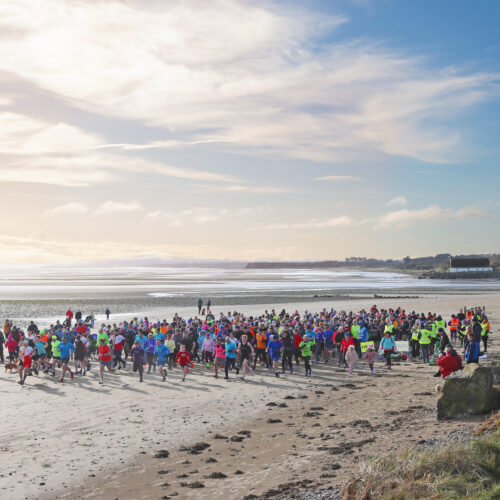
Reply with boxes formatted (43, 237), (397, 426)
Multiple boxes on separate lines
(0, 0), (499, 264)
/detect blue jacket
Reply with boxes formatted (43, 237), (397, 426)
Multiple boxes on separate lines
(465, 341), (480, 363)
(358, 326), (369, 342)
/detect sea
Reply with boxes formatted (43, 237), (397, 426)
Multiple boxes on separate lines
(0, 265), (498, 329)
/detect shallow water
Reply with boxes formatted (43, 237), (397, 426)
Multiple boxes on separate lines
(0, 265), (498, 328)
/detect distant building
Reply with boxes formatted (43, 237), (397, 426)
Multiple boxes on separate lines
(449, 257), (492, 273)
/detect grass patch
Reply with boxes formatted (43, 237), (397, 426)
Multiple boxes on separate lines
(342, 429), (500, 500)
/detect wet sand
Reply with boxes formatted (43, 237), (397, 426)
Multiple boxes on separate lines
(1, 292), (498, 500)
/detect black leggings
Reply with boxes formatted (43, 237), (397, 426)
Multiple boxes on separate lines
(253, 348), (267, 369)
(282, 350), (293, 372)
(303, 355), (311, 372)
(225, 357), (236, 377)
(384, 349), (393, 365)
(133, 361), (144, 380)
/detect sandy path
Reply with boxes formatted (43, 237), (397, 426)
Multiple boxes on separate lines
(0, 292), (498, 500)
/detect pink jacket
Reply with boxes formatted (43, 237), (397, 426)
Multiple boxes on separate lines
(362, 350), (378, 364)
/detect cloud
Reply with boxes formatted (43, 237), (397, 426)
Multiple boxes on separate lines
(0, 111), (238, 187)
(376, 205), (486, 228)
(192, 184), (292, 194)
(256, 215), (354, 230)
(145, 206), (265, 226)
(95, 200), (143, 214)
(0, 1), (497, 165)
(314, 175), (362, 181)
(45, 202), (88, 215)
(386, 196), (407, 206)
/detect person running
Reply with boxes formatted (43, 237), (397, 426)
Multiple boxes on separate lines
(299, 334), (315, 377)
(175, 345), (192, 382)
(144, 333), (156, 374)
(201, 332), (215, 369)
(280, 330), (294, 374)
(74, 335), (87, 375)
(267, 334), (282, 378)
(345, 344), (359, 375)
(340, 332), (355, 369)
(18, 340), (34, 385)
(238, 334), (254, 381)
(379, 331), (396, 370)
(97, 338), (115, 384)
(213, 338), (226, 379)
(112, 330), (126, 370)
(5, 333), (17, 363)
(254, 327), (268, 370)
(57, 335), (75, 382)
(130, 340), (145, 382)
(224, 336), (238, 380)
(154, 338), (170, 382)
(362, 344), (380, 374)
(50, 335), (61, 376)
(165, 333), (176, 370)
(34, 334), (48, 374)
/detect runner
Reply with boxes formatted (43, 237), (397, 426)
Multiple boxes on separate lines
(267, 334), (282, 378)
(130, 340), (145, 382)
(56, 335), (75, 382)
(175, 345), (192, 382)
(238, 334), (254, 381)
(97, 338), (114, 385)
(299, 334), (315, 377)
(154, 338), (170, 382)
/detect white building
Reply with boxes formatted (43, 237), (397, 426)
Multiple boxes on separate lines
(449, 257), (492, 273)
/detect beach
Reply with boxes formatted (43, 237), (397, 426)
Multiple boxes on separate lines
(1, 290), (498, 500)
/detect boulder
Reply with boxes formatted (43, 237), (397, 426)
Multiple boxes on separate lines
(437, 364), (500, 420)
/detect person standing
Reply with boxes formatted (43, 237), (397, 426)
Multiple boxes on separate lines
(464, 333), (480, 365)
(197, 298), (203, 314)
(105, 307), (111, 320)
(0, 328), (4, 364)
(66, 308), (73, 327)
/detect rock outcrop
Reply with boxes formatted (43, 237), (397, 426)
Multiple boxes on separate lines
(437, 364), (500, 420)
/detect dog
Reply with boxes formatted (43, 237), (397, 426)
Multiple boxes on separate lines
(4, 361), (18, 372)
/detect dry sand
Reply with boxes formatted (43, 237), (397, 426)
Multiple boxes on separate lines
(0, 292), (498, 500)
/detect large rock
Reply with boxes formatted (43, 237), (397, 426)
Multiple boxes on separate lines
(437, 364), (500, 420)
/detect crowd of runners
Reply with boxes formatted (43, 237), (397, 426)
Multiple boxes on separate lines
(0, 304), (491, 386)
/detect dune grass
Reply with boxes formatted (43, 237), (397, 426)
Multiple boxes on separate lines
(341, 427), (500, 500)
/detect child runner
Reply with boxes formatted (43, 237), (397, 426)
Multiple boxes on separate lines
(379, 331), (396, 370)
(176, 345), (192, 382)
(154, 338), (170, 382)
(362, 344), (379, 374)
(345, 345), (358, 375)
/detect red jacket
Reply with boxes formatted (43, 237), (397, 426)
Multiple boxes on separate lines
(341, 337), (355, 353)
(437, 353), (462, 378)
(293, 333), (303, 349)
(176, 351), (192, 366)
